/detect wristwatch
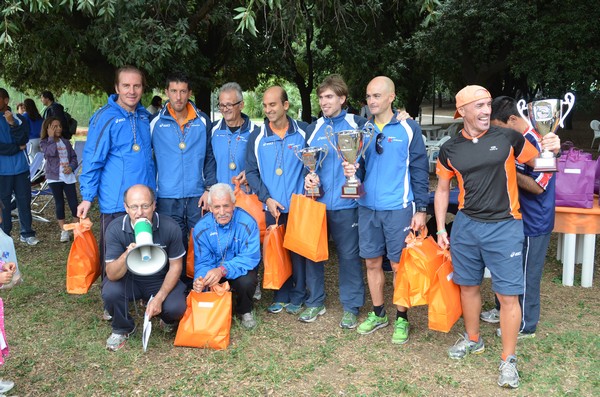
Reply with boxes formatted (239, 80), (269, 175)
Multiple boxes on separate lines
(416, 206), (428, 213)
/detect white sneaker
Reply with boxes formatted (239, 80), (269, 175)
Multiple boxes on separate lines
(60, 230), (70, 243)
(0, 379), (14, 393)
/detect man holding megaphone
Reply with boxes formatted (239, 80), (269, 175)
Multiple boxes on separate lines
(102, 184), (187, 351)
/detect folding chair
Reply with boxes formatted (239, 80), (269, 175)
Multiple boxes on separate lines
(29, 152), (52, 222)
(11, 152), (51, 223)
(73, 140), (86, 179)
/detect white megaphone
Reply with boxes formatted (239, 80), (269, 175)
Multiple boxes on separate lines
(126, 218), (167, 276)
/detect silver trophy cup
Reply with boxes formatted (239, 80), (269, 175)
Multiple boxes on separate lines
(517, 93), (575, 172)
(294, 145), (329, 197)
(325, 123), (374, 198)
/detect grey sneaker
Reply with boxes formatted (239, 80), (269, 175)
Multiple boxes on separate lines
(285, 303), (303, 315)
(339, 311), (358, 329)
(20, 235), (39, 246)
(496, 328), (536, 339)
(159, 319), (177, 333)
(298, 306), (326, 323)
(60, 230), (70, 242)
(0, 379), (14, 394)
(106, 327), (136, 352)
(102, 309), (113, 321)
(253, 284), (262, 301)
(498, 355), (519, 389)
(240, 312), (257, 329)
(448, 333), (485, 359)
(480, 308), (500, 323)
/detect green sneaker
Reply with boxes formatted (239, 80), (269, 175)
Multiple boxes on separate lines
(339, 311), (358, 329)
(357, 311), (389, 335)
(298, 306), (326, 323)
(391, 317), (410, 344)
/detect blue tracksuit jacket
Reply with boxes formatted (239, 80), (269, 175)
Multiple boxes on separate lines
(245, 116), (307, 212)
(80, 94), (156, 213)
(305, 110), (367, 210)
(193, 208), (260, 280)
(208, 113), (259, 188)
(150, 101), (215, 199)
(358, 115), (429, 211)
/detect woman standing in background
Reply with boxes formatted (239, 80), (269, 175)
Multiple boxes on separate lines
(22, 98), (44, 161)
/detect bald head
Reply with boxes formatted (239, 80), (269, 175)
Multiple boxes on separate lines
(263, 86), (290, 126)
(366, 76), (396, 121)
(124, 184), (155, 203)
(123, 184), (156, 221)
(368, 76), (395, 94)
(264, 86), (288, 104)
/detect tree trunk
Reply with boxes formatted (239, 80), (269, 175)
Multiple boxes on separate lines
(193, 83), (213, 119)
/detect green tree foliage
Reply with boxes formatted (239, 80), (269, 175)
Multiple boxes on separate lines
(412, 0), (600, 103)
(0, 0), (274, 111)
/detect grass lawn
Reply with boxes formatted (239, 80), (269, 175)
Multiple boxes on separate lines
(2, 112), (599, 396)
(3, 201), (599, 396)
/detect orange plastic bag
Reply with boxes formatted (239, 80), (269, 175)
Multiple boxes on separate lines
(186, 229), (195, 279)
(262, 216), (292, 290)
(428, 251), (462, 332)
(63, 219), (100, 294)
(393, 228), (443, 307)
(392, 249), (412, 308)
(174, 282), (232, 349)
(283, 194), (328, 262)
(233, 178), (266, 243)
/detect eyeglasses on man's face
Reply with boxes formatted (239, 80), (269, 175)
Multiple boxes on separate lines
(217, 100), (242, 110)
(126, 203), (153, 211)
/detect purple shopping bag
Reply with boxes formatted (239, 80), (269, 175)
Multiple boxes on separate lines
(594, 157), (600, 195)
(555, 148), (595, 208)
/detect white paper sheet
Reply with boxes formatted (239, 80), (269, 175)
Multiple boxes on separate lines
(142, 295), (154, 352)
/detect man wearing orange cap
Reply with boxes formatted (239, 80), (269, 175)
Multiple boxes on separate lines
(433, 85), (539, 389)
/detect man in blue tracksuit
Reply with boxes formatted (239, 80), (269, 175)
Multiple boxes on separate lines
(193, 183), (261, 329)
(345, 76), (429, 344)
(0, 88), (38, 245)
(151, 72), (215, 285)
(78, 66), (156, 277)
(245, 86), (308, 315)
(302, 75), (366, 327)
(207, 82), (260, 188)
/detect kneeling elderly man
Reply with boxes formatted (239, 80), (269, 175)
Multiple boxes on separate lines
(102, 184), (187, 351)
(192, 183), (260, 329)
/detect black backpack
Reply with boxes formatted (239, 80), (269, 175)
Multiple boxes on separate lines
(64, 111), (78, 138)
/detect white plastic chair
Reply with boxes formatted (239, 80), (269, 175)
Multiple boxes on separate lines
(590, 120), (600, 149)
(443, 123), (462, 137)
(427, 136), (451, 173)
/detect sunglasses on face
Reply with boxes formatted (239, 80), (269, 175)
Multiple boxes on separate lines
(376, 133), (385, 154)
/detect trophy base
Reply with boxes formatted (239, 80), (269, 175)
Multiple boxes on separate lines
(533, 157), (557, 173)
(305, 186), (323, 198)
(341, 184), (365, 199)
